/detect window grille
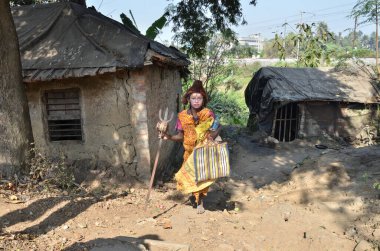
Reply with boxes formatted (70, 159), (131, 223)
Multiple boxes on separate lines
(45, 89), (82, 141)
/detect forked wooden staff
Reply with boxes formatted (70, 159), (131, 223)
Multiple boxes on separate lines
(144, 107), (173, 210)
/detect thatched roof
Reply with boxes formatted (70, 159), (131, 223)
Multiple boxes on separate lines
(245, 66), (380, 133)
(245, 67), (380, 115)
(12, 2), (189, 82)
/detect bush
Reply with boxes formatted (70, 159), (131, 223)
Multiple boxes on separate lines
(208, 91), (249, 126)
(27, 145), (76, 191)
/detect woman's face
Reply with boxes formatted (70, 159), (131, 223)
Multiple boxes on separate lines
(189, 93), (204, 109)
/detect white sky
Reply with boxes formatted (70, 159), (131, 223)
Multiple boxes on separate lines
(86, 0), (376, 42)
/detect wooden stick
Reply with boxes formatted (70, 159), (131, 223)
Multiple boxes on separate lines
(144, 139), (162, 210)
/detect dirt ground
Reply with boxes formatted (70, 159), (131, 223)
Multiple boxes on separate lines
(1, 128), (380, 251)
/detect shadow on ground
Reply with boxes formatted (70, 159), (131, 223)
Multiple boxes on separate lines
(0, 192), (127, 236)
(62, 234), (191, 251)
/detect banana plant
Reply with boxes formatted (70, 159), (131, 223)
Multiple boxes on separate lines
(120, 11), (169, 40)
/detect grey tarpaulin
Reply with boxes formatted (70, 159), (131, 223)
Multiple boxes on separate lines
(12, 2), (189, 82)
(244, 67), (380, 133)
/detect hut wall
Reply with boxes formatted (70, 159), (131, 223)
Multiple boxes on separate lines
(26, 73), (137, 181)
(144, 66), (182, 176)
(299, 102), (377, 140)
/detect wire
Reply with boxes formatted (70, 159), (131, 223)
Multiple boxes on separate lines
(245, 2), (357, 27)
(247, 11), (352, 32)
(97, 0), (103, 10)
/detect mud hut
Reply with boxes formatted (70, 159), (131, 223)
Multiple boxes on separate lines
(245, 67), (380, 143)
(12, 2), (189, 182)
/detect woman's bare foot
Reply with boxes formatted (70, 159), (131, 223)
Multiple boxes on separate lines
(196, 197), (205, 214)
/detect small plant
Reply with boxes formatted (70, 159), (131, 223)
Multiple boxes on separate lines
(50, 153), (76, 190)
(361, 172), (370, 183)
(27, 144), (76, 192)
(27, 144), (51, 182)
(374, 182), (380, 190)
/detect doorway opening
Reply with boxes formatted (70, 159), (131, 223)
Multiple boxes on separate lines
(273, 103), (299, 142)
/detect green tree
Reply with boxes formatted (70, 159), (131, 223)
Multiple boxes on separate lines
(168, 0), (257, 58)
(263, 31), (298, 59)
(316, 22), (334, 42)
(119, 1), (257, 53)
(295, 23), (334, 67)
(274, 23), (333, 67)
(351, 0), (380, 73)
(369, 32), (377, 50)
(227, 44), (258, 58)
(190, 33), (236, 96)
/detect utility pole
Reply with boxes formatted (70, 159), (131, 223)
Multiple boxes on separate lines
(353, 16), (358, 49)
(376, 1), (380, 75)
(283, 20), (287, 60)
(296, 12), (303, 61)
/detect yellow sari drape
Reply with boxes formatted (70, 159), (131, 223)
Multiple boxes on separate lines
(175, 108), (215, 201)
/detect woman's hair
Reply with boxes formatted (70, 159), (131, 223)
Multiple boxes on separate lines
(182, 80), (208, 106)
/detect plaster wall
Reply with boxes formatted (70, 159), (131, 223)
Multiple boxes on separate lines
(299, 102), (376, 139)
(144, 66), (182, 176)
(26, 73), (136, 178)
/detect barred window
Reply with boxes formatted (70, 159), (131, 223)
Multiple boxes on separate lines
(45, 89), (83, 141)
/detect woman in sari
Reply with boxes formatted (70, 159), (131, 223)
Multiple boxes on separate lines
(159, 80), (220, 214)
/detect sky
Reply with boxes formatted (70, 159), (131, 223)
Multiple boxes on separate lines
(86, 0), (375, 43)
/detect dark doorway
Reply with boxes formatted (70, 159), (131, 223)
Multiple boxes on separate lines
(273, 103), (299, 142)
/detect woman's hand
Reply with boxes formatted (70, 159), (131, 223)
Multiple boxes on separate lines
(156, 121), (171, 140)
(156, 121), (169, 133)
(208, 125), (221, 141)
(206, 132), (214, 141)
(159, 131), (171, 140)
(208, 130), (218, 140)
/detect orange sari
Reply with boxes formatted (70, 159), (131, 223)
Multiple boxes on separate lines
(174, 108), (215, 203)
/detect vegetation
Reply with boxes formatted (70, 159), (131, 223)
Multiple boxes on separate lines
(226, 44), (260, 58)
(120, 11), (169, 40)
(269, 21), (380, 67)
(294, 23), (334, 67)
(186, 34), (263, 126)
(27, 145), (76, 191)
(10, 0), (56, 4)
(120, 0), (258, 56)
(168, 0), (257, 58)
(350, 0), (380, 72)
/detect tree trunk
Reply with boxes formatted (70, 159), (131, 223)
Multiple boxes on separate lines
(353, 16), (357, 49)
(0, 1), (33, 177)
(376, 3), (379, 76)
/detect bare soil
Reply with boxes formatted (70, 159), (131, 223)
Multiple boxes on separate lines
(1, 128), (379, 251)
